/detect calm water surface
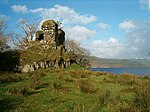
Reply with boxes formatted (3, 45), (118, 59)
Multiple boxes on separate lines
(90, 67), (150, 76)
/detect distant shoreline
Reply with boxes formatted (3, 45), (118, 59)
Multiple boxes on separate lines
(89, 67), (150, 76)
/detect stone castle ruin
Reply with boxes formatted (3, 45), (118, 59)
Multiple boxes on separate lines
(20, 20), (71, 72)
(0, 19), (89, 72)
(36, 20), (65, 50)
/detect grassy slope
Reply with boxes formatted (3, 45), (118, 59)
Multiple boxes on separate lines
(0, 65), (150, 112)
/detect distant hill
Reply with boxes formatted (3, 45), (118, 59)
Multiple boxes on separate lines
(89, 56), (150, 68)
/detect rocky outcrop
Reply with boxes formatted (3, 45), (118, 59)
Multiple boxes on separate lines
(21, 64), (35, 73)
(21, 59), (71, 73)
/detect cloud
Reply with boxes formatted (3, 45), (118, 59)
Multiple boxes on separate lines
(119, 20), (136, 32)
(64, 25), (96, 41)
(125, 20), (150, 58)
(11, 4), (96, 25)
(11, 5), (28, 14)
(89, 20), (150, 59)
(31, 5), (96, 25)
(30, 8), (46, 13)
(97, 22), (111, 29)
(90, 37), (127, 58)
(139, 0), (150, 11)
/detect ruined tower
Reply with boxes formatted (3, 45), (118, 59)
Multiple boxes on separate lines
(20, 20), (71, 72)
(36, 20), (65, 50)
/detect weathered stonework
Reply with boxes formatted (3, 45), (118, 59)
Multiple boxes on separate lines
(21, 20), (71, 72)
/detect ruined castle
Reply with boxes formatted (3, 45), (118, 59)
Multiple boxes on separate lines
(20, 20), (71, 72)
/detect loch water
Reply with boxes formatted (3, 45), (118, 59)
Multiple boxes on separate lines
(89, 67), (150, 76)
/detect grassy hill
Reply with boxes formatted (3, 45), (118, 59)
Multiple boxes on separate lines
(0, 64), (150, 112)
(89, 56), (150, 68)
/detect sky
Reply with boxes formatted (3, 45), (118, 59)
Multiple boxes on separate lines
(0, 0), (150, 59)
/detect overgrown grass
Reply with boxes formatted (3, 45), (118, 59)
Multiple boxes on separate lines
(79, 80), (97, 94)
(0, 72), (26, 84)
(8, 85), (29, 96)
(108, 73), (140, 85)
(0, 65), (150, 112)
(28, 71), (47, 90)
(132, 81), (150, 112)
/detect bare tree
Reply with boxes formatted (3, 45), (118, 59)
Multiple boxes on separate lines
(65, 38), (90, 68)
(0, 17), (11, 52)
(13, 19), (39, 49)
(65, 38), (89, 56)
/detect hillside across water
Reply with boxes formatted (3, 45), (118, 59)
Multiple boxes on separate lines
(89, 56), (150, 68)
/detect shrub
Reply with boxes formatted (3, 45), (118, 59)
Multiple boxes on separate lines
(97, 90), (111, 107)
(73, 104), (97, 112)
(142, 75), (149, 79)
(79, 80), (97, 94)
(70, 70), (92, 79)
(64, 77), (74, 83)
(70, 70), (82, 78)
(58, 74), (74, 83)
(54, 68), (64, 74)
(28, 71), (46, 89)
(80, 74), (87, 78)
(29, 71), (46, 78)
(96, 90), (136, 112)
(132, 82), (150, 112)
(84, 70), (93, 75)
(0, 72), (23, 84)
(53, 80), (63, 90)
(29, 80), (46, 90)
(120, 87), (134, 93)
(73, 90), (114, 112)
(109, 74), (139, 85)
(94, 71), (110, 76)
(82, 70), (93, 78)
(8, 86), (29, 96)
